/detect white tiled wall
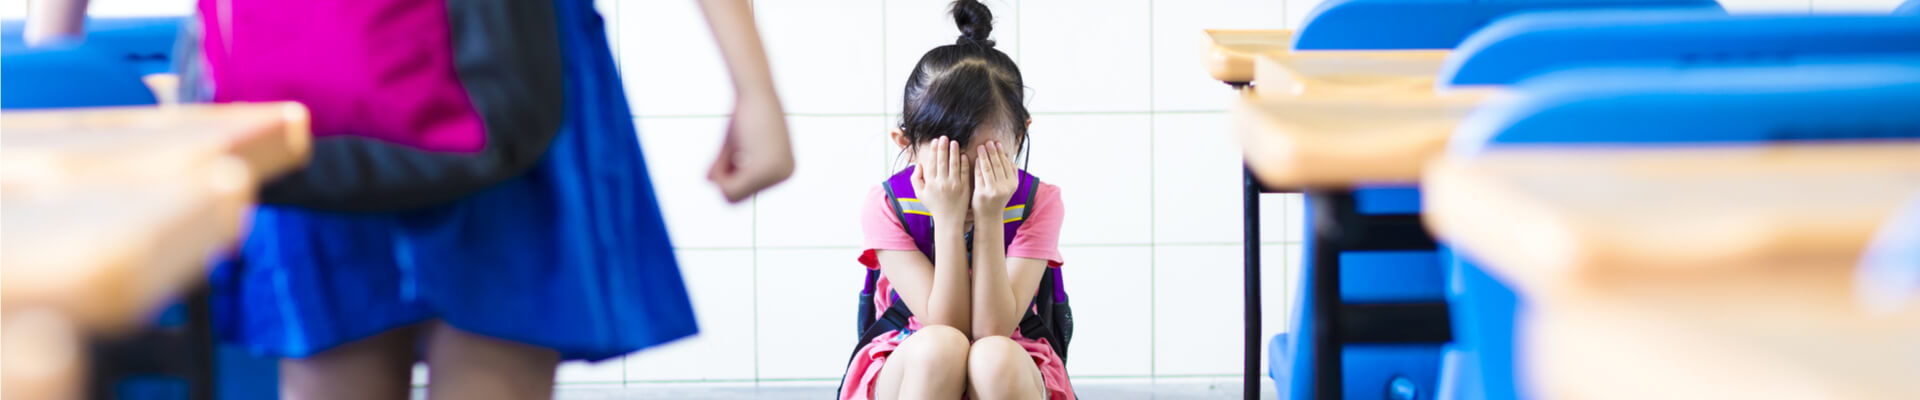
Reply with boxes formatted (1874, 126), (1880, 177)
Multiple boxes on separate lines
(46, 0), (1906, 388)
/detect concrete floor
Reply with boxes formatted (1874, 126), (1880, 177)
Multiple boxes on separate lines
(414, 377), (1276, 399)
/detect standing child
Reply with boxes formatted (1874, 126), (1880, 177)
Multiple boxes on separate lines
(29, 0), (793, 399)
(842, 1), (1073, 399)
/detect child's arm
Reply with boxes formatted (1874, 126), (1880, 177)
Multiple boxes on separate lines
(883, 137), (974, 333)
(696, 0), (794, 203)
(970, 141), (1050, 338)
(24, 0), (88, 46)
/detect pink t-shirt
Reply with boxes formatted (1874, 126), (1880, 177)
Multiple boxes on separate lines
(857, 183), (1065, 269)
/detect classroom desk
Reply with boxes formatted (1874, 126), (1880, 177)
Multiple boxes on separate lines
(1250, 50), (1454, 99)
(1206, 30), (1467, 400)
(1205, 30), (1295, 85)
(1234, 91), (1493, 188)
(1, 103), (311, 400)
(2, 164), (254, 332)
(1423, 142), (1920, 399)
(2, 102), (310, 186)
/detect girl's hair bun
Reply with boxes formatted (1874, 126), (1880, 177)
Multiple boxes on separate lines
(952, 0), (996, 47)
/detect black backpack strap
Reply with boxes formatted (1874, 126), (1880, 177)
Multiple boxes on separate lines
(1012, 176), (1071, 363)
(1022, 176), (1040, 220)
(882, 179), (912, 235)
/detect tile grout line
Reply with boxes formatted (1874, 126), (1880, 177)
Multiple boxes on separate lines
(1145, 0), (1158, 382)
(749, 0), (760, 387)
(752, 198), (760, 384)
(880, 0), (889, 176)
(1015, 0), (1021, 64)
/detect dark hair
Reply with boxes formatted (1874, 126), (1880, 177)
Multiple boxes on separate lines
(899, 0), (1030, 156)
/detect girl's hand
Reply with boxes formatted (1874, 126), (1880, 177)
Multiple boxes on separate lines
(972, 141), (1017, 213)
(708, 92), (795, 203)
(912, 137), (972, 222)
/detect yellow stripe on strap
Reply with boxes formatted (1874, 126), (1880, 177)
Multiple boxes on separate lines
(904, 210), (933, 216)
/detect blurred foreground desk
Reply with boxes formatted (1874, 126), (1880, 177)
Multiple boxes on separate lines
(2, 102), (309, 400)
(1425, 142), (1920, 399)
(1205, 29), (1294, 86)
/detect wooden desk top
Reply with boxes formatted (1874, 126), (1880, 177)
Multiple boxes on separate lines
(1426, 142), (1920, 399)
(1425, 142), (1920, 288)
(1, 103), (311, 398)
(1527, 265), (1920, 399)
(1251, 50), (1454, 99)
(1, 160), (253, 332)
(1233, 89), (1500, 189)
(3, 309), (85, 400)
(2, 102), (311, 331)
(2, 102), (310, 186)
(1204, 29), (1294, 84)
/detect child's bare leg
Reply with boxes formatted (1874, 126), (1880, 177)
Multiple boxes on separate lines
(872, 325), (970, 400)
(281, 324), (421, 400)
(423, 321), (560, 400)
(965, 336), (1045, 400)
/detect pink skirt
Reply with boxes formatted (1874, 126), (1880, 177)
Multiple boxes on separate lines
(839, 325), (1074, 400)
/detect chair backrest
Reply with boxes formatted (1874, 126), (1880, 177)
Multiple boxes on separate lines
(0, 17), (182, 110)
(1292, 0), (1721, 50)
(1450, 61), (1920, 153)
(1, 17), (182, 75)
(1440, 11), (1920, 86)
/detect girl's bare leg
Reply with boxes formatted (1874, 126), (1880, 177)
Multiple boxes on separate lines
(872, 325), (971, 400)
(422, 321), (560, 400)
(281, 324), (422, 400)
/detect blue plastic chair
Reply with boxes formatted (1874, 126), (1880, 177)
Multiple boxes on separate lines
(1, 17), (182, 109)
(1432, 13), (1920, 398)
(1280, 8), (1920, 399)
(1291, 0), (1720, 50)
(1267, 2), (1725, 400)
(1444, 60), (1920, 399)
(1440, 12), (1920, 86)
(1899, 0), (1920, 15)
(1269, 0), (1729, 398)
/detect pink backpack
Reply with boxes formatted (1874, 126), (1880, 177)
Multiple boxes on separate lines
(195, 0), (564, 211)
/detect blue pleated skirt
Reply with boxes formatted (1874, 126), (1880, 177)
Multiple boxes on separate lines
(211, 0), (695, 362)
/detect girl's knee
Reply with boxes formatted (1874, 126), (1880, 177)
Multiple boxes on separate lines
(900, 325), (971, 369)
(967, 336), (1024, 366)
(967, 336), (1042, 399)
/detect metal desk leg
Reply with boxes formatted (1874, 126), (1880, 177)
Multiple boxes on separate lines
(88, 286), (216, 400)
(1244, 167), (1263, 400)
(187, 287), (215, 400)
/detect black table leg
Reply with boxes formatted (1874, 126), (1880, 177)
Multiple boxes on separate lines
(1244, 167), (1263, 400)
(88, 285), (217, 400)
(187, 287), (216, 400)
